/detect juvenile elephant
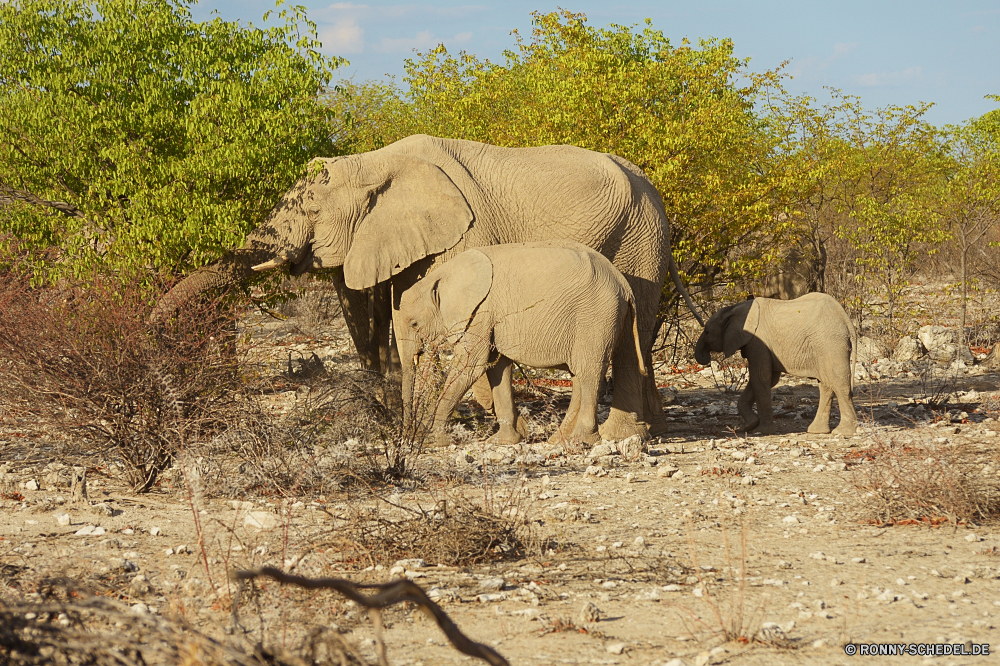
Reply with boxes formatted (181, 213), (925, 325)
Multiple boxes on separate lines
(694, 293), (858, 436)
(394, 240), (646, 446)
(156, 134), (705, 440)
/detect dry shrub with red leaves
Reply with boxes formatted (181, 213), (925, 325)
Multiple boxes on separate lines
(0, 263), (248, 493)
(851, 435), (1000, 526)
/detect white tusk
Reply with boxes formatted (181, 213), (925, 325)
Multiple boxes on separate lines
(251, 256), (289, 272)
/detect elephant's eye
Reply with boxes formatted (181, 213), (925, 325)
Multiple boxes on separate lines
(410, 321), (418, 328)
(306, 203), (321, 217)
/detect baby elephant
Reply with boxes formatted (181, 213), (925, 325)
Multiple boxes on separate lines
(394, 240), (646, 445)
(694, 293), (858, 436)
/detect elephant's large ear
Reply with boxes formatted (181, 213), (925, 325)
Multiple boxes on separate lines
(343, 156), (474, 290)
(722, 301), (760, 358)
(432, 250), (493, 336)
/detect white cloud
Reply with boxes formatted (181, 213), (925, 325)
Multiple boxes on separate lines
(858, 66), (923, 87)
(321, 18), (365, 53)
(377, 29), (474, 53)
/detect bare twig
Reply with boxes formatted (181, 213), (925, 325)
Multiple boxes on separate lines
(231, 567), (510, 666)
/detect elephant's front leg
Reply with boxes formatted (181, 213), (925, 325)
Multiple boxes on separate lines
(808, 381), (834, 434)
(430, 333), (492, 447)
(741, 343), (778, 434)
(737, 383), (759, 432)
(486, 356), (522, 446)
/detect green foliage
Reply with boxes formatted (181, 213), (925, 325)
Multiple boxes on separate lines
(0, 0), (344, 284)
(332, 10), (802, 303)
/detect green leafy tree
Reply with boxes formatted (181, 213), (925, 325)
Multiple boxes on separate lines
(331, 10), (804, 315)
(938, 98), (1000, 340)
(0, 0), (344, 284)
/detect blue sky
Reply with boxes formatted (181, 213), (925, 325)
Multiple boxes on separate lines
(190, 1), (1000, 127)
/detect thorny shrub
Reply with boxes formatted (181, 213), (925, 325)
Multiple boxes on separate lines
(851, 435), (1000, 526)
(0, 263), (248, 493)
(323, 481), (535, 568)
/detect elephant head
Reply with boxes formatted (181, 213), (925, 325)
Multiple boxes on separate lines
(694, 299), (761, 365)
(154, 149), (474, 318)
(394, 250), (492, 423)
(395, 250), (493, 358)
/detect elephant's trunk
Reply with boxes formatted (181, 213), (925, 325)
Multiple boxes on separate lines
(694, 335), (711, 366)
(152, 201), (313, 322)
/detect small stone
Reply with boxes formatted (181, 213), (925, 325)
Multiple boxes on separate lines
(656, 465), (679, 478)
(731, 451), (747, 461)
(130, 603), (148, 615)
(579, 601), (602, 623)
(479, 577), (505, 592)
(789, 448), (803, 458)
(54, 513), (71, 526)
(93, 502), (114, 517)
(851, 557), (866, 564)
(965, 533), (981, 542)
(634, 536), (645, 548)
(605, 642), (626, 655)
(476, 593), (504, 603)
(812, 638), (827, 648)
(585, 465), (607, 477)
(625, 473), (637, 483)
(782, 515), (799, 524)
(812, 464), (826, 473)
(24, 479), (39, 491)
(92, 526), (106, 536)
(758, 622), (787, 642)
(74, 525), (96, 536)
(150, 527), (161, 536)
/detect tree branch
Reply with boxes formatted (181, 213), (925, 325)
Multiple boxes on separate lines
(0, 182), (88, 221)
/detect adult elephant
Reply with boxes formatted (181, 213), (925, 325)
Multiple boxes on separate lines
(156, 134), (702, 439)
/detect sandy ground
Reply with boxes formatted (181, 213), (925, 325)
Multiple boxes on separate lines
(3, 307), (1000, 666)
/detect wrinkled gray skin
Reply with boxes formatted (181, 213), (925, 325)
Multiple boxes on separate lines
(395, 241), (647, 446)
(157, 134), (702, 440)
(694, 293), (858, 436)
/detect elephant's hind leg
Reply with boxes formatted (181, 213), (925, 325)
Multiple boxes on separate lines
(549, 381), (583, 445)
(831, 385), (858, 437)
(807, 382), (834, 434)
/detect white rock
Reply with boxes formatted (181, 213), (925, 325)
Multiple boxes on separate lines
(74, 525), (96, 536)
(24, 479), (39, 491)
(150, 527), (161, 536)
(605, 642), (626, 655)
(54, 513), (71, 526)
(479, 578), (505, 591)
(588, 443), (614, 458)
(965, 533), (981, 542)
(918, 325), (955, 352)
(130, 603), (148, 614)
(663, 659), (688, 666)
(782, 515), (800, 524)
(657, 465), (679, 478)
(477, 593), (504, 603)
(244, 511), (280, 530)
(92, 527), (106, 536)
(634, 536), (645, 548)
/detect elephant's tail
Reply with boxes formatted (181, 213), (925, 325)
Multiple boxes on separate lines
(848, 313), (858, 390)
(629, 299), (648, 377)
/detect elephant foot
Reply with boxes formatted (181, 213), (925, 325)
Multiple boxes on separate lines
(756, 422), (777, 436)
(737, 418), (760, 433)
(489, 423), (523, 446)
(832, 423), (857, 437)
(427, 429), (453, 449)
(807, 422), (832, 434)
(598, 408), (650, 442)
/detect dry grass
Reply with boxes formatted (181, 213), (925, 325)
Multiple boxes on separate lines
(850, 435), (1000, 526)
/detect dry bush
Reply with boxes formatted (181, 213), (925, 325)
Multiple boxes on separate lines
(324, 483), (534, 568)
(851, 436), (1000, 526)
(0, 263), (249, 493)
(274, 275), (343, 325)
(0, 573), (509, 666)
